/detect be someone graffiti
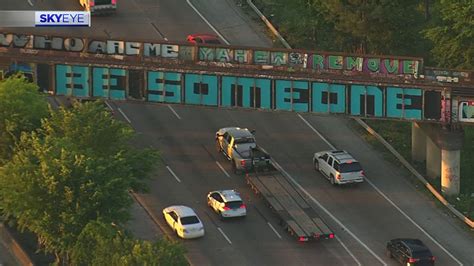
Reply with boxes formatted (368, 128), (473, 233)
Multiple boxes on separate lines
(54, 65), (446, 121)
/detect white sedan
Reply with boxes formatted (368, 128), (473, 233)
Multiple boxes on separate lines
(162, 205), (205, 239)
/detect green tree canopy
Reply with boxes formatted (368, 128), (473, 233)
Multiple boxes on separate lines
(0, 76), (48, 163)
(71, 220), (187, 266)
(257, 0), (428, 56)
(319, 0), (426, 55)
(0, 101), (158, 262)
(423, 0), (474, 68)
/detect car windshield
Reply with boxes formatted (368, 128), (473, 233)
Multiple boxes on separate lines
(339, 162), (362, 172)
(225, 201), (243, 209)
(234, 137), (255, 144)
(180, 215), (200, 225)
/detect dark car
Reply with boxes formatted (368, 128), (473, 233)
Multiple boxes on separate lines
(386, 238), (435, 265)
(186, 34), (221, 45)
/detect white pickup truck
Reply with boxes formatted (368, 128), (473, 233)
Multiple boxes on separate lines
(313, 150), (365, 185)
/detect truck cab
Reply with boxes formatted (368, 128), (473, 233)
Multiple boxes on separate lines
(79, 0), (117, 15)
(216, 127), (270, 173)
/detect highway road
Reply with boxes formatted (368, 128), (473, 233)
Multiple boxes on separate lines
(1, 0), (473, 265)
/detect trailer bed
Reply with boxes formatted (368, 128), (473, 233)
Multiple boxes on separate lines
(246, 166), (334, 242)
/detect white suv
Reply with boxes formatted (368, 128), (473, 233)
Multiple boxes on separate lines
(207, 190), (247, 219)
(313, 150), (365, 185)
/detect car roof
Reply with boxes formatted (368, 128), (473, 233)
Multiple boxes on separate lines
(326, 150), (358, 163)
(217, 190), (243, 202)
(392, 238), (431, 251)
(224, 127), (254, 138)
(166, 205), (197, 217)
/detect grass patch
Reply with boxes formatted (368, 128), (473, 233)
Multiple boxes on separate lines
(358, 119), (474, 219)
(247, 0), (474, 220)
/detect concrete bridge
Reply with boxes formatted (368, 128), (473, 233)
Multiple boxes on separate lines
(1, 31), (472, 196)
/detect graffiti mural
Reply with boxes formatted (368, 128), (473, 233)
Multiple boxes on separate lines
(49, 63), (434, 121)
(1, 32), (425, 79)
(56, 65), (127, 100)
(147, 71), (181, 103)
(221, 76), (271, 109)
(459, 101), (474, 122)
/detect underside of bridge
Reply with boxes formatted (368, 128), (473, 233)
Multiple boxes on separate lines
(412, 122), (464, 196)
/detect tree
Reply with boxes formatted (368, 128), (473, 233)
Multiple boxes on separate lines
(319, 0), (427, 55)
(0, 76), (48, 163)
(423, 0), (474, 69)
(256, 0), (337, 51)
(71, 221), (187, 266)
(0, 101), (158, 263)
(257, 0), (430, 56)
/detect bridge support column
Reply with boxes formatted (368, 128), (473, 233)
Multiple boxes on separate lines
(416, 123), (463, 196)
(426, 137), (441, 179)
(441, 150), (461, 196)
(411, 122), (426, 162)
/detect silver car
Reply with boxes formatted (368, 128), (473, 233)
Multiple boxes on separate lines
(207, 190), (247, 219)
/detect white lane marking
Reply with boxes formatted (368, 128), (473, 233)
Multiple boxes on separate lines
(271, 160), (386, 266)
(185, 0), (230, 45)
(117, 108), (132, 123)
(215, 161), (230, 178)
(297, 113), (335, 149)
(365, 178), (463, 265)
(217, 227), (232, 244)
(267, 222), (282, 239)
(166, 166), (181, 183)
(167, 105), (181, 120)
(299, 114), (463, 265)
(104, 100), (114, 111)
(27, 0), (34, 6)
(335, 235), (362, 266)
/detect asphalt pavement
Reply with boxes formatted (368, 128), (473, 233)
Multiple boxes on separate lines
(0, 238), (19, 266)
(115, 101), (474, 265)
(1, 0), (473, 265)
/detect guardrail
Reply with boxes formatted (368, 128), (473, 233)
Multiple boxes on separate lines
(248, 0), (474, 229)
(355, 119), (474, 228)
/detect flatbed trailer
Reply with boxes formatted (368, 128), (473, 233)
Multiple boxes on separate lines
(245, 164), (334, 242)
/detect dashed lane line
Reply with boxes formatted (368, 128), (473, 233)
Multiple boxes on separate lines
(185, 0), (230, 45)
(215, 161), (231, 178)
(297, 113), (462, 265)
(168, 105), (182, 120)
(104, 100), (114, 111)
(271, 160), (387, 266)
(297, 113), (335, 149)
(166, 166), (181, 183)
(335, 235), (362, 266)
(217, 227), (232, 245)
(266, 222), (282, 239)
(118, 108), (132, 123)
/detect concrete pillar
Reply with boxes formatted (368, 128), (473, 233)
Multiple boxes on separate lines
(426, 137), (441, 179)
(441, 149), (461, 196)
(411, 122), (426, 162)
